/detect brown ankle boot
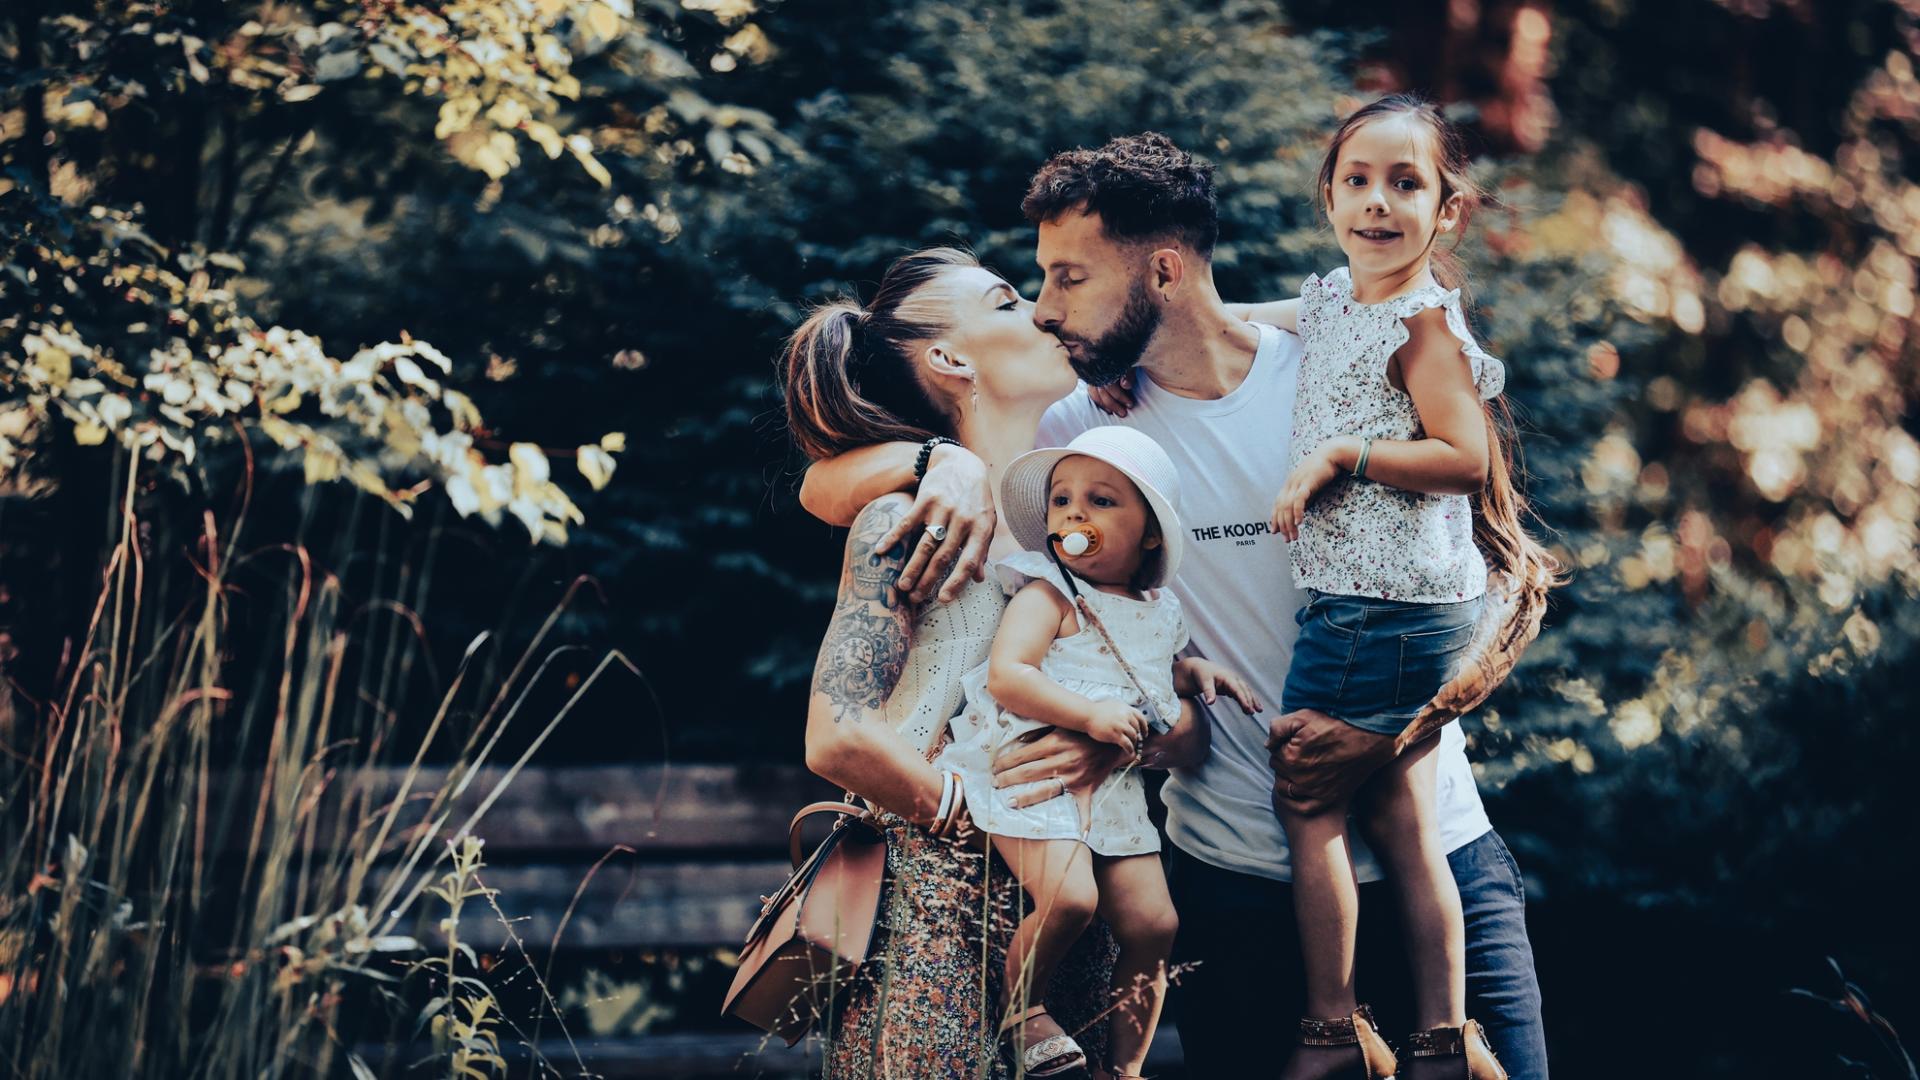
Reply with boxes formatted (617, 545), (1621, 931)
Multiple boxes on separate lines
(1406, 1019), (1506, 1079)
(1298, 1004), (1399, 1079)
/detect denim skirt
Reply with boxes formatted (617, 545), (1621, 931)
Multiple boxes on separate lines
(1281, 590), (1482, 735)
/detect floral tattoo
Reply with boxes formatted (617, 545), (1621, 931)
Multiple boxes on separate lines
(813, 499), (914, 724)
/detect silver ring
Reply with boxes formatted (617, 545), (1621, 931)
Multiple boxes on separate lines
(1053, 777), (1067, 799)
(926, 523), (949, 542)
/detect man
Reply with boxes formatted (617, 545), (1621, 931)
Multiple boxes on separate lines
(798, 133), (1548, 1078)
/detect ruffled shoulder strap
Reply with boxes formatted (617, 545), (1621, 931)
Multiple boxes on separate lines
(993, 549), (1078, 601)
(1296, 267), (1349, 334)
(1385, 284), (1507, 400)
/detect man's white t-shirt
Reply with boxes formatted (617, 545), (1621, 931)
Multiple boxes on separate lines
(1036, 322), (1493, 883)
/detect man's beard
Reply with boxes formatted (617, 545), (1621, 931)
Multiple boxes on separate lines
(1065, 277), (1161, 388)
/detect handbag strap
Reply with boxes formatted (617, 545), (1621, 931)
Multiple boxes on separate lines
(1044, 543), (1170, 733)
(787, 800), (872, 868)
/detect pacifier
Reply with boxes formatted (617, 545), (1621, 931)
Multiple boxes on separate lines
(1049, 523), (1103, 559)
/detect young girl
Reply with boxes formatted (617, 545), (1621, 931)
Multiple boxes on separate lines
(1258, 96), (1561, 1079)
(931, 426), (1258, 1080)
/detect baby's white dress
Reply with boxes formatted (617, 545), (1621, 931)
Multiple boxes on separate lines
(931, 550), (1186, 857)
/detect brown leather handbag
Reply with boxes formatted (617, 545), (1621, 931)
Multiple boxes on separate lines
(720, 799), (888, 1045)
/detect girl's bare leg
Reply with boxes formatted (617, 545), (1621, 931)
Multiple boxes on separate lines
(1357, 735), (1467, 1074)
(992, 835), (1101, 1042)
(1275, 799), (1361, 1080)
(1091, 853), (1179, 1077)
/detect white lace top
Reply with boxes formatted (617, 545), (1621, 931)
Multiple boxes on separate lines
(1287, 267), (1506, 603)
(884, 574), (1007, 757)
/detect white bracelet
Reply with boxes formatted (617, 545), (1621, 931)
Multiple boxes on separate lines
(944, 779), (968, 836)
(931, 770), (955, 832)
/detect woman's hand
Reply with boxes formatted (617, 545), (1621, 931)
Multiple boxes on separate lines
(878, 443), (996, 604)
(1270, 436), (1359, 542)
(990, 728), (1129, 821)
(1172, 658), (1263, 716)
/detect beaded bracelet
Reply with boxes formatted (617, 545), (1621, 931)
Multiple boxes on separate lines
(913, 436), (963, 483)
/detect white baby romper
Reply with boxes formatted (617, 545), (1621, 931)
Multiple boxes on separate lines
(932, 549), (1186, 856)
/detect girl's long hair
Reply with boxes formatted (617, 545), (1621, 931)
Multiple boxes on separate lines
(781, 247), (978, 462)
(1318, 94), (1565, 591)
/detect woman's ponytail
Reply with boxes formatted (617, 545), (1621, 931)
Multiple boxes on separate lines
(781, 247), (978, 462)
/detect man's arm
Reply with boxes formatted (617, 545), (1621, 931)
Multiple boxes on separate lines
(1268, 568), (1555, 815)
(798, 442), (922, 526)
(1224, 297), (1300, 332)
(797, 440), (995, 603)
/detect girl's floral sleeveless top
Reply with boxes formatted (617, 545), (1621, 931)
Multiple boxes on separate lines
(1287, 266), (1506, 603)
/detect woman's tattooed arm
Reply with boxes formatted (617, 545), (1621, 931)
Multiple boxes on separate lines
(812, 495), (916, 724)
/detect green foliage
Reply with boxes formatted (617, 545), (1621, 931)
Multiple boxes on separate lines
(0, 0), (801, 536)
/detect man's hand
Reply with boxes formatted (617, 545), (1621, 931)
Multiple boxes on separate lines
(876, 444), (995, 604)
(1087, 371), (1140, 417)
(991, 727), (1129, 821)
(1266, 708), (1396, 816)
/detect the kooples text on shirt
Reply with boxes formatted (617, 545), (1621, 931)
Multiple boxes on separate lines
(1190, 521), (1272, 546)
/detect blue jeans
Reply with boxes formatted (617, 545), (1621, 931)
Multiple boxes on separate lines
(1166, 831), (1549, 1078)
(1282, 591), (1482, 735)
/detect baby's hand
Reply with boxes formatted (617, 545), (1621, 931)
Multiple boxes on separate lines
(1270, 439), (1354, 542)
(1173, 658), (1264, 716)
(1084, 698), (1151, 753)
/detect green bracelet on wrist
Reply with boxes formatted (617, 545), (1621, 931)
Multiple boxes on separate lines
(1351, 436), (1373, 480)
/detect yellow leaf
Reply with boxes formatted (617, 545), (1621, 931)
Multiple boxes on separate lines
(577, 445), (615, 490)
(443, 389), (483, 431)
(486, 97), (530, 130)
(259, 415), (303, 449)
(73, 419), (108, 445)
(268, 391), (303, 414)
(436, 95), (480, 139)
(567, 134), (612, 187)
(304, 446), (341, 484)
(585, 2), (622, 42)
(599, 431), (625, 453)
(508, 442), (550, 486)
(348, 462), (391, 498)
(523, 120), (566, 160)
(36, 347), (74, 390)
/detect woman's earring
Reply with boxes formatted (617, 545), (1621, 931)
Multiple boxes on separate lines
(970, 376), (980, 412)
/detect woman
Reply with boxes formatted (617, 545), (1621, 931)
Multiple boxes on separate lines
(782, 248), (1198, 1079)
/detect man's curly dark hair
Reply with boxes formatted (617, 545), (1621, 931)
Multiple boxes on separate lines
(1021, 132), (1219, 257)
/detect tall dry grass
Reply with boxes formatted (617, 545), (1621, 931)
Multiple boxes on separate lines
(0, 448), (631, 1078)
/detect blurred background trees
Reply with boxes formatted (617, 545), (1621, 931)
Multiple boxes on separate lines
(4, 0), (1917, 1076)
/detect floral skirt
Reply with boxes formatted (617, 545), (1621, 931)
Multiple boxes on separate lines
(822, 815), (1116, 1079)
